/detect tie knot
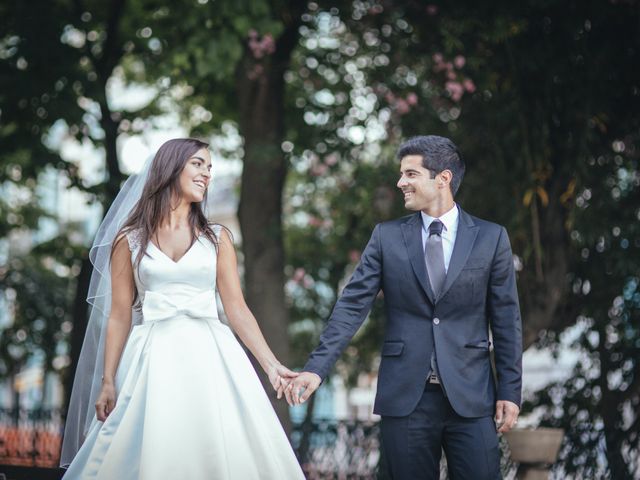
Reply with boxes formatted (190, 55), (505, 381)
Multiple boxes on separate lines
(429, 220), (444, 236)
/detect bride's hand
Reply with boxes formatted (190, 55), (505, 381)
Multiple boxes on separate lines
(95, 381), (117, 421)
(267, 363), (299, 400)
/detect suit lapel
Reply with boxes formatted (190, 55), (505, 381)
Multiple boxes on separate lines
(439, 207), (479, 301)
(401, 213), (436, 304)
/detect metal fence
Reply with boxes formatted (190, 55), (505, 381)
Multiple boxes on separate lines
(0, 409), (517, 478)
(0, 408), (64, 468)
(291, 418), (517, 479)
(293, 419), (382, 479)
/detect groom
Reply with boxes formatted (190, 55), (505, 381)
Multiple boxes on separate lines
(288, 135), (522, 479)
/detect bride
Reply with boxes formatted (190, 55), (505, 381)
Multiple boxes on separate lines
(60, 138), (305, 479)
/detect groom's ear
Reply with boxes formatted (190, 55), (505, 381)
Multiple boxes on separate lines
(438, 169), (453, 187)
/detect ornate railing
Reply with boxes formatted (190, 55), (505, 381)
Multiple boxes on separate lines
(292, 418), (518, 479)
(292, 419), (381, 479)
(1, 409), (518, 478)
(0, 408), (64, 468)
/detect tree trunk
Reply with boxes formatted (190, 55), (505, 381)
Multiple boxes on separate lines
(64, 0), (126, 411)
(519, 180), (573, 349)
(99, 99), (124, 203)
(235, 14), (301, 431)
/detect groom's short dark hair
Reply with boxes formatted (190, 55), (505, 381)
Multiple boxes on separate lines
(397, 135), (466, 196)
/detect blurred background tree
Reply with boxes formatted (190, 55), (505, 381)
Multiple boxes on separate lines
(1, 0), (639, 476)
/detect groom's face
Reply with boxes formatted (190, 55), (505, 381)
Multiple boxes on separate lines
(397, 155), (438, 211)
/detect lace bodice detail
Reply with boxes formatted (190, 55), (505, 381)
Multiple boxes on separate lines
(125, 226), (223, 253)
(125, 228), (144, 252)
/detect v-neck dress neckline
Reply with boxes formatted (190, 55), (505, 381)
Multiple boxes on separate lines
(149, 234), (204, 264)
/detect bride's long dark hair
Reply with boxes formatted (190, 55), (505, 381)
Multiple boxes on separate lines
(114, 138), (219, 270)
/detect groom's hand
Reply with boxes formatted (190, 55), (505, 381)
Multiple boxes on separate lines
(285, 372), (321, 406)
(495, 400), (519, 433)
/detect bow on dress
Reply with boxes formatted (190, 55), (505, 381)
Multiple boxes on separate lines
(141, 290), (218, 324)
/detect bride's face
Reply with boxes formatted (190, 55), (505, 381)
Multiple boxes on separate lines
(178, 148), (212, 203)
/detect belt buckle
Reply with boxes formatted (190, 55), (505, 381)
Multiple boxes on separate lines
(428, 373), (440, 385)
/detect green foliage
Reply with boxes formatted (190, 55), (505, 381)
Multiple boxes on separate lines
(285, 156), (406, 379)
(0, 233), (83, 379)
(1, 0), (639, 474)
(0, 0), (162, 389)
(124, 0), (287, 128)
(524, 139), (640, 478)
(281, 0), (640, 475)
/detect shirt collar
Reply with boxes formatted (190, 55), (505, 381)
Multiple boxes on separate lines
(420, 204), (459, 234)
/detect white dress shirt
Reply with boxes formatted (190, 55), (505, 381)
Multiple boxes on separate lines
(421, 204), (459, 273)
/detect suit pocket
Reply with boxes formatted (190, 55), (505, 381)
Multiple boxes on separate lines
(381, 341), (404, 356)
(464, 339), (491, 350)
(463, 258), (488, 270)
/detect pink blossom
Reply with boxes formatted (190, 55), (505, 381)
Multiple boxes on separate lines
(426, 4), (438, 15)
(249, 39), (262, 58)
(385, 91), (396, 103)
(446, 70), (457, 80)
(324, 153), (339, 166)
(308, 216), (322, 227)
(432, 54), (448, 73)
(349, 250), (361, 263)
(463, 78), (476, 93)
(406, 92), (418, 106)
(454, 55), (466, 69)
(444, 61), (454, 72)
(311, 163), (328, 176)
(395, 98), (410, 115)
(445, 81), (464, 102)
(293, 267), (306, 283)
(261, 34), (275, 54)
(248, 32), (276, 59)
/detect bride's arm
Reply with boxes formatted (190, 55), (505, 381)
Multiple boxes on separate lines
(95, 236), (135, 421)
(215, 229), (297, 395)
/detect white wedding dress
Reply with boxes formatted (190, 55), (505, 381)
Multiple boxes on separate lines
(63, 228), (305, 479)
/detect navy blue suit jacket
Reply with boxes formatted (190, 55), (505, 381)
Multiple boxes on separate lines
(304, 207), (523, 418)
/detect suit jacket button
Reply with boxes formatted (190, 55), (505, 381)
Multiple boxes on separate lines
(433, 317), (440, 325)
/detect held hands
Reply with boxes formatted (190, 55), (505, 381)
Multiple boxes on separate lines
(95, 380), (117, 422)
(495, 400), (520, 433)
(267, 362), (299, 400)
(284, 371), (321, 406)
